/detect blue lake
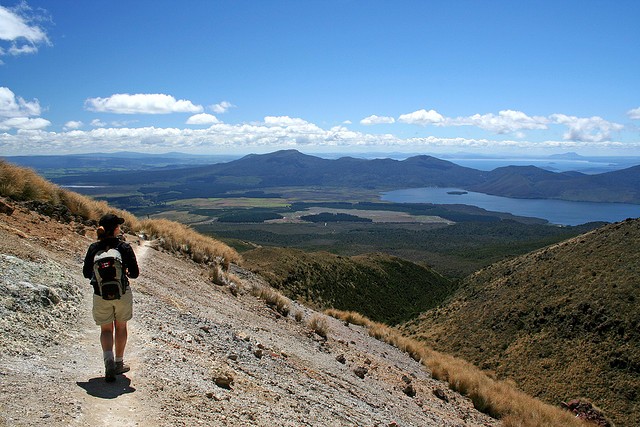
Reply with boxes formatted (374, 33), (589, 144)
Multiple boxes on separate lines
(380, 187), (640, 226)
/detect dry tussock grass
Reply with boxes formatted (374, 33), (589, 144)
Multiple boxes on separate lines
(307, 314), (329, 338)
(0, 160), (240, 268)
(325, 309), (585, 427)
(250, 284), (291, 316)
(139, 218), (240, 266)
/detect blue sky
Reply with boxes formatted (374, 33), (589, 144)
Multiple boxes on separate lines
(1, 0), (639, 156)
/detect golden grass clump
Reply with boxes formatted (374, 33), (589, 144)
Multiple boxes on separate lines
(0, 160), (61, 203)
(140, 218), (240, 266)
(307, 314), (329, 338)
(0, 160), (134, 223)
(251, 285), (291, 316)
(325, 309), (585, 427)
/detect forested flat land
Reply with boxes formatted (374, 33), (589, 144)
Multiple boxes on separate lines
(194, 219), (601, 278)
(120, 195), (602, 279)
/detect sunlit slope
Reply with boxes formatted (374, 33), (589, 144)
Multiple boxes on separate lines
(402, 218), (640, 426)
(244, 247), (456, 325)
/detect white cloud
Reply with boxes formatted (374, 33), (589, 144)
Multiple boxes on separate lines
(264, 116), (310, 126)
(210, 101), (234, 114)
(396, 108), (626, 141)
(0, 87), (41, 117)
(360, 115), (395, 125)
(0, 4), (50, 58)
(628, 107), (640, 120)
(398, 108), (548, 134)
(550, 114), (623, 142)
(398, 109), (445, 126)
(0, 87), (48, 131)
(186, 113), (220, 125)
(64, 120), (83, 130)
(342, 120), (352, 125)
(3, 118), (636, 156)
(0, 116), (50, 130)
(451, 110), (549, 134)
(91, 119), (106, 127)
(85, 93), (203, 114)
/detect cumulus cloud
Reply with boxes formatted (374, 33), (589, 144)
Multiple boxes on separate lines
(0, 87), (41, 117)
(398, 109), (445, 126)
(64, 120), (83, 130)
(0, 3), (50, 59)
(85, 93), (203, 114)
(360, 115), (395, 125)
(0, 87), (48, 130)
(91, 119), (106, 127)
(398, 108), (547, 134)
(2, 117), (636, 156)
(0, 116), (50, 130)
(210, 101), (235, 114)
(396, 107), (626, 141)
(628, 107), (640, 120)
(451, 110), (549, 134)
(550, 114), (623, 142)
(264, 116), (311, 126)
(186, 113), (220, 125)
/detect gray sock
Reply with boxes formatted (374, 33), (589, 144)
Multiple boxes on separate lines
(103, 350), (114, 364)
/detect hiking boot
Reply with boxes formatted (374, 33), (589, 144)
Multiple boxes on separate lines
(105, 359), (116, 382)
(115, 361), (130, 375)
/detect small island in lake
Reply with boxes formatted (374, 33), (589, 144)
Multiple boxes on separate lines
(447, 191), (468, 195)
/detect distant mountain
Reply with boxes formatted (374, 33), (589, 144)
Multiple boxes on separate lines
(1, 152), (238, 177)
(470, 164), (640, 203)
(51, 149), (487, 194)
(48, 149), (640, 204)
(401, 218), (640, 426)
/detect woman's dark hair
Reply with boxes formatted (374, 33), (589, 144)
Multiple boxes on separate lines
(96, 225), (119, 240)
(97, 213), (125, 239)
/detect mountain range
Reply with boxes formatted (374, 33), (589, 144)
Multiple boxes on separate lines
(48, 150), (640, 204)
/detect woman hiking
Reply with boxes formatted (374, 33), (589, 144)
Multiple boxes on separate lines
(83, 213), (139, 382)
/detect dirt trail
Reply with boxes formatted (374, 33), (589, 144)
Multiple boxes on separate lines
(71, 240), (154, 426)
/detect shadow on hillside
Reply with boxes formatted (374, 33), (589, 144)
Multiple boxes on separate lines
(76, 376), (136, 399)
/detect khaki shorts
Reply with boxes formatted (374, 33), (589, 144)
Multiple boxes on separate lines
(92, 288), (133, 325)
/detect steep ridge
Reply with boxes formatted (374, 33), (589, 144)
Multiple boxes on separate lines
(402, 218), (640, 426)
(0, 200), (500, 426)
(243, 247), (455, 325)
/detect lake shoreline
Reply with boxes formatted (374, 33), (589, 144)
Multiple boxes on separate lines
(381, 187), (640, 226)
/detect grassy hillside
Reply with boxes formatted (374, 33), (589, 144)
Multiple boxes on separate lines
(402, 218), (640, 425)
(0, 160), (240, 268)
(243, 247), (455, 325)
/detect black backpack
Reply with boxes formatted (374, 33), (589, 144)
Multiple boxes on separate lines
(93, 246), (125, 300)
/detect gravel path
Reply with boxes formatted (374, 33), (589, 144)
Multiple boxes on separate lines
(0, 202), (500, 426)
